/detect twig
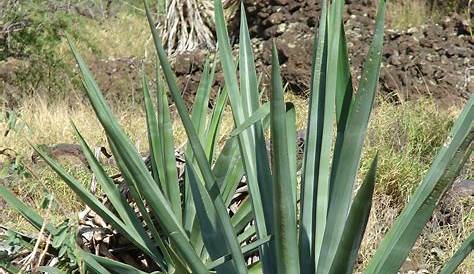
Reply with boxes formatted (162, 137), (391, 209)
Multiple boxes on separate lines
(36, 233), (52, 269)
(90, 147), (102, 195)
(21, 199), (52, 272)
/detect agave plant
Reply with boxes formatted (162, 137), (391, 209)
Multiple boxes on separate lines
(1, 0), (473, 273)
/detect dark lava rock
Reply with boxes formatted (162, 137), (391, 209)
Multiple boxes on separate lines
(168, 0), (472, 105)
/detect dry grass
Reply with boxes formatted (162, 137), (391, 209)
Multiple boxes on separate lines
(387, 0), (430, 30)
(0, 94), (472, 272)
(57, 11), (151, 61)
(386, 0), (472, 30)
(359, 99), (473, 273)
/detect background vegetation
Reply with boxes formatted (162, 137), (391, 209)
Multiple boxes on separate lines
(1, 0), (472, 105)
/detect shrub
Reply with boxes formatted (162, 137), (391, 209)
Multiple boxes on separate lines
(0, 0), (93, 101)
(1, 0), (473, 273)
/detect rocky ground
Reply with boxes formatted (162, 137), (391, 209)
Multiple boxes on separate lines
(171, 0), (473, 106)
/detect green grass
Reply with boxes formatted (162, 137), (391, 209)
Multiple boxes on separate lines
(365, 99), (458, 202)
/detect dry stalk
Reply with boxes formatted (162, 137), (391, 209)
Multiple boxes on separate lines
(160, 0), (215, 54)
(36, 233), (52, 269)
(20, 197), (53, 272)
(150, 0), (238, 55)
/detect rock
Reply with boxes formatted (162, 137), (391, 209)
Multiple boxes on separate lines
(273, 0), (288, 5)
(449, 180), (474, 198)
(268, 12), (286, 25)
